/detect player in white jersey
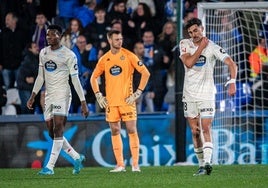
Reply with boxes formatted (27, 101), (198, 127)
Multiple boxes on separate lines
(179, 18), (237, 176)
(27, 25), (89, 175)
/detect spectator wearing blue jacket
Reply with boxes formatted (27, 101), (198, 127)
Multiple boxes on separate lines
(73, 0), (96, 28)
(57, 0), (80, 29)
(70, 35), (98, 113)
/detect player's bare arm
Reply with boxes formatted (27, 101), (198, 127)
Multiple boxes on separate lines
(224, 57), (238, 96)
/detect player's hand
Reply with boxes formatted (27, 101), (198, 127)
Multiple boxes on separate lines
(200, 37), (209, 50)
(95, 92), (108, 109)
(27, 97), (35, 110)
(224, 79), (236, 96)
(228, 83), (236, 96)
(125, 89), (142, 105)
(81, 101), (89, 118)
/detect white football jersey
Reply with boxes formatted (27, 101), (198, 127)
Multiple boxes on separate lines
(39, 45), (78, 98)
(179, 38), (229, 102)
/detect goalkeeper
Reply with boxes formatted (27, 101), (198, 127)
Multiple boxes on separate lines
(180, 18), (237, 176)
(90, 30), (150, 172)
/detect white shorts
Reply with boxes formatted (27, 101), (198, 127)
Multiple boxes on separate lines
(183, 101), (215, 118)
(43, 94), (72, 120)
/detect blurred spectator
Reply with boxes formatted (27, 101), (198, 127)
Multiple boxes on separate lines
(55, 0), (80, 29)
(73, 0), (96, 28)
(16, 42), (41, 114)
(126, 0), (156, 16)
(164, 61), (175, 113)
(106, 0), (130, 27)
(209, 10), (242, 82)
(39, 0), (57, 22)
(71, 35), (98, 113)
(31, 11), (50, 51)
(0, 12), (28, 89)
(182, 10), (195, 38)
(109, 20), (134, 51)
(0, 75), (7, 115)
(249, 31), (268, 81)
(128, 2), (154, 42)
(3, 87), (21, 115)
(61, 18), (84, 49)
(84, 5), (110, 51)
(142, 30), (170, 111)
(133, 41), (155, 113)
(157, 21), (177, 64)
(164, 0), (177, 21)
(252, 64), (268, 109)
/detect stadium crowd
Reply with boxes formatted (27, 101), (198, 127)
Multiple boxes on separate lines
(0, 0), (267, 115)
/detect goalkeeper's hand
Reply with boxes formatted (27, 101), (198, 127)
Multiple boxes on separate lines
(95, 92), (108, 109)
(125, 89), (142, 105)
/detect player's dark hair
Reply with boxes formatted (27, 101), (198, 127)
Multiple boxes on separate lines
(185, 18), (202, 30)
(107, 30), (121, 38)
(47, 24), (63, 35)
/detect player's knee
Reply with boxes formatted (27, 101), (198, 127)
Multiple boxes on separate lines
(53, 124), (64, 137)
(191, 128), (200, 137)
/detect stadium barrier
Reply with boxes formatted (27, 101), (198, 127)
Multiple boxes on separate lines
(0, 111), (268, 168)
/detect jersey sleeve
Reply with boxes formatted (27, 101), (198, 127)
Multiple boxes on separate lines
(67, 52), (79, 76)
(90, 57), (105, 93)
(211, 42), (230, 62)
(179, 39), (189, 57)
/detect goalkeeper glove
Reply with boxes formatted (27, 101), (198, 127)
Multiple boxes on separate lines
(95, 92), (108, 109)
(125, 89), (142, 105)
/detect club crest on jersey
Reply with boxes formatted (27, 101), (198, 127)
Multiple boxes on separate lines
(120, 55), (125, 60)
(138, 61), (143, 66)
(45, 60), (57, 72)
(195, 55), (206, 67)
(220, 48), (226, 54)
(110, 65), (122, 76)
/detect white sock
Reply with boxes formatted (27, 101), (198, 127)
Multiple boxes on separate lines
(194, 147), (204, 167)
(62, 136), (80, 160)
(46, 138), (64, 170)
(203, 142), (213, 164)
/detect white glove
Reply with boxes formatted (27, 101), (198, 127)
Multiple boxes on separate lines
(224, 78), (236, 87)
(125, 89), (142, 105)
(95, 92), (108, 109)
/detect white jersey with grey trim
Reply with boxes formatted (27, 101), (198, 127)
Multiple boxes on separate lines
(179, 38), (229, 102)
(39, 45), (78, 98)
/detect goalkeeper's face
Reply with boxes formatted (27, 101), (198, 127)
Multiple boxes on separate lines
(109, 33), (123, 50)
(187, 24), (204, 43)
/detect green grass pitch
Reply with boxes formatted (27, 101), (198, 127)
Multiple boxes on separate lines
(0, 165), (268, 188)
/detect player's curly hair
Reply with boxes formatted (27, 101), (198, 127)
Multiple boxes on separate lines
(47, 24), (63, 35)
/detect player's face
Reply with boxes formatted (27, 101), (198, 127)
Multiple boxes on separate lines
(109, 33), (123, 49)
(187, 24), (204, 43)
(46, 29), (61, 46)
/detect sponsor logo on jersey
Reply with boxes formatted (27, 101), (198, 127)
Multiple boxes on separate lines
(53, 105), (62, 109)
(110, 65), (122, 76)
(195, 55), (206, 67)
(200, 108), (214, 112)
(45, 60), (57, 72)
